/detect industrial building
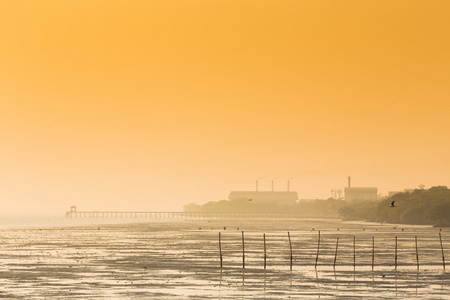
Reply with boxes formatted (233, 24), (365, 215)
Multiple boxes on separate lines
(344, 176), (377, 201)
(228, 191), (298, 204)
(344, 187), (378, 201)
(228, 180), (298, 204)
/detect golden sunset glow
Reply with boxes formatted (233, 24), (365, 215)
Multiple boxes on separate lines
(1, 0), (450, 213)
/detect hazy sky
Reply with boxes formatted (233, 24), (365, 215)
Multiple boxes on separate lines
(1, 0), (450, 213)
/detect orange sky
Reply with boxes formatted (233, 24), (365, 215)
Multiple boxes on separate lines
(1, 0), (450, 213)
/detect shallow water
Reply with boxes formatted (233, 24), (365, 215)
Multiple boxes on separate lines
(0, 217), (448, 298)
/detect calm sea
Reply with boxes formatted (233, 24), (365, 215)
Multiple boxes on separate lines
(0, 213), (154, 229)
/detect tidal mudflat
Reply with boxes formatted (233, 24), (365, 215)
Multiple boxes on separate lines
(0, 218), (449, 298)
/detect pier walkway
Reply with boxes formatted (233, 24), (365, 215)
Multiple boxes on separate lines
(65, 210), (304, 219)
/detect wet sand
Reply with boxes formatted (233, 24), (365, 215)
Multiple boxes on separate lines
(0, 218), (449, 298)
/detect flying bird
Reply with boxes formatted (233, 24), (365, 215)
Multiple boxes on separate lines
(390, 201), (395, 207)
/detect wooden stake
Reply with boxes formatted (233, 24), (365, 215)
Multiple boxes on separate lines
(263, 233), (267, 269)
(372, 236), (375, 271)
(439, 233), (445, 270)
(353, 236), (356, 270)
(315, 231), (320, 269)
(333, 237), (339, 270)
(415, 236), (419, 270)
(242, 231), (245, 269)
(219, 232), (223, 268)
(395, 236), (398, 271)
(288, 232), (293, 270)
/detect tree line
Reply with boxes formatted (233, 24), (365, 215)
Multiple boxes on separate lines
(375, 186), (450, 226)
(335, 186), (450, 226)
(184, 198), (348, 218)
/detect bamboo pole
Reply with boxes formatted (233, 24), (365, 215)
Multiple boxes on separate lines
(333, 237), (339, 270)
(242, 231), (245, 269)
(219, 232), (223, 268)
(439, 233), (445, 270)
(372, 236), (375, 271)
(288, 232), (293, 270)
(395, 236), (398, 271)
(415, 236), (419, 270)
(263, 233), (267, 269)
(315, 231), (320, 269)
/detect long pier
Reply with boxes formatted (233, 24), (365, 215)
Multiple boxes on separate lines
(65, 210), (304, 219)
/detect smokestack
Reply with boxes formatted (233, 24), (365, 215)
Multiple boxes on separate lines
(287, 181), (290, 192)
(348, 176), (351, 188)
(256, 180), (258, 191)
(272, 180), (274, 192)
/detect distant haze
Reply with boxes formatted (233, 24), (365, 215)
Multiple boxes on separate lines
(1, 1), (449, 213)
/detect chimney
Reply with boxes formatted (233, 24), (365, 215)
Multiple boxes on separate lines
(348, 176), (351, 188)
(271, 180), (274, 192)
(287, 180), (290, 192)
(256, 180), (258, 191)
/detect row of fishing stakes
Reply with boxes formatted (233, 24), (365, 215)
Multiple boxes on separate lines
(218, 231), (447, 270)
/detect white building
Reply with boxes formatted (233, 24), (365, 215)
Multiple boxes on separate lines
(344, 187), (377, 201)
